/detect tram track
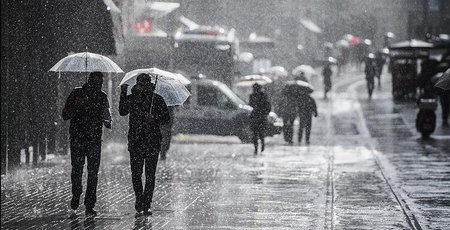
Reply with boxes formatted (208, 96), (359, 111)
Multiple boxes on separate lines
(346, 78), (423, 230)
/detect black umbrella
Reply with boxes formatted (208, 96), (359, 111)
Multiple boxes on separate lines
(283, 80), (314, 95)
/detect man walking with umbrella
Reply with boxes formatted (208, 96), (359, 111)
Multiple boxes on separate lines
(62, 71), (112, 216)
(119, 73), (170, 216)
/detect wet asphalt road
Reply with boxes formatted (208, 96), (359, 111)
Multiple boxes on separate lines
(1, 70), (449, 229)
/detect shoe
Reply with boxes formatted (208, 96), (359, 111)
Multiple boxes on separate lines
(143, 209), (152, 216)
(85, 209), (97, 217)
(70, 196), (80, 210)
(135, 197), (143, 213)
(306, 140), (310, 145)
(261, 144), (265, 152)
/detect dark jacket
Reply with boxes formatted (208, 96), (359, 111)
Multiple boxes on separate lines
(298, 95), (318, 118)
(249, 91), (271, 120)
(119, 86), (170, 149)
(365, 60), (377, 79)
(62, 83), (110, 141)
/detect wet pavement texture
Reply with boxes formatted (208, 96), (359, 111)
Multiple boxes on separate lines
(2, 70), (449, 229)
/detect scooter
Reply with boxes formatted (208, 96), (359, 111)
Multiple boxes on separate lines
(415, 97), (437, 139)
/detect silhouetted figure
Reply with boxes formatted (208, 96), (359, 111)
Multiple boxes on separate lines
(419, 59), (439, 94)
(62, 72), (111, 217)
(298, 95), (318, 144)
(280, 85), (298, 144)
(375, 52), (386, 87)
(119, 74), (170, 216)
(248, 83), (271, 155)
(322, 64), (332, 99)
(365, 56), (377, 100)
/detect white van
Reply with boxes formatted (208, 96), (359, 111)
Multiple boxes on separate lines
(172, 78), (282, 142)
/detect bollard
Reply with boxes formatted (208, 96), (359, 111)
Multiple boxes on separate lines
(20, 149), (26, 165)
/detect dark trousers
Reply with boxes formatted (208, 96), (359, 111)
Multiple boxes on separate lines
(440, 94), (450, 124)
(129, 145), (159, 211)
(70, 138), (101, 209)
(251, 119), (266, 151)
(283, 116), (296, 143)
(298, 115), (312, 143)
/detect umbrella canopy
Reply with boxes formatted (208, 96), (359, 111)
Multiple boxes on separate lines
(434, 68), (450, 91)
(49, 52), (123, 73)
(234, 75), (273, 87)
(265, 66), (288, 78)
(292, 65), (316, 76)
(119, 68), (191, 106)
(389, 39), (433, 50)
(283, 80), (314, 95)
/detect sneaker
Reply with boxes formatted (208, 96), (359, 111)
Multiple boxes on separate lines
(85, 209), (97, 217)
(70, 196), (80, 210)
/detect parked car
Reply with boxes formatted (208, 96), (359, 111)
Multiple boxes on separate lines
(172, 78), (282, 142)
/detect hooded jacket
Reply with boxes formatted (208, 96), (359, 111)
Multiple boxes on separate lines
(62, 83), (110, 141)
(119, 85), (170, 149)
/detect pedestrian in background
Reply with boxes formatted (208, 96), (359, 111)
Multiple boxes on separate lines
(280, 84), (298, 144)
(119, 73), (170, 216)
(298, 94), (318, 145)
(322, 63), (333, 99)
(62, 71), (112, 217)
(248, 83), (271, 155)
(375, 51), (386, 87)
(365, 54), (377, 100)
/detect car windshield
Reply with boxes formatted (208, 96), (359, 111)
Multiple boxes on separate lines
(217, 83), (247, 106)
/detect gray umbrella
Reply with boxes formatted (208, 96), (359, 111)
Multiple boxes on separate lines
(434, 68), (450, 91)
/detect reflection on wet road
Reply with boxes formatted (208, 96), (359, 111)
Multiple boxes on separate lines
(2, 71), (449, 229)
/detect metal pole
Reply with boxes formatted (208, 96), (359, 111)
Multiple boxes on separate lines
(85, 48), (88, 81)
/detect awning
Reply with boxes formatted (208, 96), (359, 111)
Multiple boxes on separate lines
(300, 18), (322, 34)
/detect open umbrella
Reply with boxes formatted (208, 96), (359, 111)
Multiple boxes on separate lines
(234, 75), (273, 87)
(119, 68), (191, 107)
(283, 80), (314, 95)
(434, 68), (450, 91)
(265, 66), (288, 79)
(49, 52), (123, 73)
